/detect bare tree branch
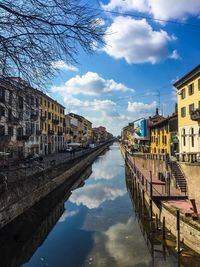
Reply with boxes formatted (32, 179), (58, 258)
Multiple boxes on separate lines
(0, 0), (105, 86)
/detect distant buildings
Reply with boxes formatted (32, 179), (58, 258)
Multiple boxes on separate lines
(122, 64), (200, 162)
(0, 77), (111, 159)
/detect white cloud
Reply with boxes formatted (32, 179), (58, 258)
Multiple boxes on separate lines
(102, 0), (149, 13)
(127, 100), (157, 113)
(52, 72), (133, 96)
(69, 184), (126, 209)
(104, 16), (177, 64)
(58, 210), (79, 223)
(51, 60), (78, 72)
(102, 0), (200, 21)
(62, 95), (117, 112)
(149, 0), (200, 21)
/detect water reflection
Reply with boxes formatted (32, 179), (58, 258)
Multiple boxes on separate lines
(70, 184), (126, 209)
(0, 143), (199, 267)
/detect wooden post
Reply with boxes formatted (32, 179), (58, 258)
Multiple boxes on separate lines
(150, 199), (153, 221)
(162, 216), (166, 240)
(156, 214), (159, 230)
(150, 171), (153, 199)
(176, 210), (180, 253)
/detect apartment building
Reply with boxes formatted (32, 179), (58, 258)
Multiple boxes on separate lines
(38, 91), (65, 154)
(0, 78), (40, 157)
(174, 65), (200, 161)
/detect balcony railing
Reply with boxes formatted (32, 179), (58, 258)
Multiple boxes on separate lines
(57, 131), (63, 135)
(190, 109), (200, 121)
(17, 134), (30, 141)
(31, 114), (38, 121)
(48, 130), (54, 135)
(41, 115), (47, 121)
(52, 118), (59, 124)
(0, 135), (11, 142)
(7, 116), (19, 125)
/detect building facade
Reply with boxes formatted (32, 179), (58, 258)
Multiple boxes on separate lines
(174, 65), (200, 161)
(38, 91), (65, 155)
(0, 78), (40, 158)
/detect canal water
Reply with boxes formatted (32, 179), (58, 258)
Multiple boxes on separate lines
(0, 143), (198, 267)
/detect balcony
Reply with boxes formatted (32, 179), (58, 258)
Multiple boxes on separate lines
(0, 97), (5, 103)
(17, 134), (30, 141)
(36, 130), (41, 135)
(41, 115), (47, 121)
(190, 109), (200, 121)
(57, 131), (63, 135)
(7, 116), (19, 125)
(0, 135), (11, 142)
(52, 118), (59, 124)
(31, 114), (38, 121)
(48, 130), (54, 135)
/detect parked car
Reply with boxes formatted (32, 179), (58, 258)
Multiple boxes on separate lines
(24, 154), (43, 163)
(65, 147), (73, 153)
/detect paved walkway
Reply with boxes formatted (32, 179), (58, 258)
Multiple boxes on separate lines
(0, 148), (92, 182)
(128, 154), (186, 198)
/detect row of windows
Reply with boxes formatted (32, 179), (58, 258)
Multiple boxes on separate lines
(181, 101), (200, 117)
(181, 80), (200, 99)
(41, 97), (64, 114)
(41, 123), (63, 132)
(151, 135), (167, 145)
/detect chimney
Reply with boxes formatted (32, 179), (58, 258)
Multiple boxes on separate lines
(156, 108), (159, 115)
(175, 103), (178, 114)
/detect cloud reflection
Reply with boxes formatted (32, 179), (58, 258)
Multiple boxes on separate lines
(69, 184), (126, 209)
(104, 217), (151, 267)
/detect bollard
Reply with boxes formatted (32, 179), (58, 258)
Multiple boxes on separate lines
(162, 216), (166, 240)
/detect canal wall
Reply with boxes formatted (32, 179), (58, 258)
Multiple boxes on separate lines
(0, 142), (112, 229)
(126, 160), (200, 254)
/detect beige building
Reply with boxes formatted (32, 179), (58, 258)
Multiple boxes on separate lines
(174, 65), (200, 162)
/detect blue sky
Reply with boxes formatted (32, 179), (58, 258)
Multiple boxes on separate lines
(49, 0), (200, 135)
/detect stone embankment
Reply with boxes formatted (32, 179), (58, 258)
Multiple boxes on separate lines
(0, 141), (113, 228)
(120, 143), (200, 254)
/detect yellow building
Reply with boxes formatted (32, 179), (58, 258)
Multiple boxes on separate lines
(174, 65), (200, 161)
(36, 90), (65, 154)
(150, 118), (170, 154)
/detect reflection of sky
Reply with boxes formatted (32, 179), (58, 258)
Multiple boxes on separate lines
(22, 143), (179, 267)
(69, 184), (126, 209)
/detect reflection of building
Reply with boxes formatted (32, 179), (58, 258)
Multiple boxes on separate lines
(174, 65), (200, 161)
(38, 91), (65, 154)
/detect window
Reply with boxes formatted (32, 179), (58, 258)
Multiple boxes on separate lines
(188, 83), (194, 95)
(0, 87), (5, 102)
(36, 98), (39, 107)
(191, 128), (194, 147)
(181, 88), (185, 99)
(8, 126), (13, 136)
(181, 107), (186, 117)
(9, 91), (12, 105)
(198, 79), (200, 91)
(52, 103), (54, 110)
(189, 103), (195, 114)
(48, 101), (50, 108)
(0, 106), (5, 116)
(30, 96), (34, 106)
(182, 128), (186, 146)
(0, 125), (5, 136)
(18, 96), (23, 109)
(48, 112), (51, 120)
